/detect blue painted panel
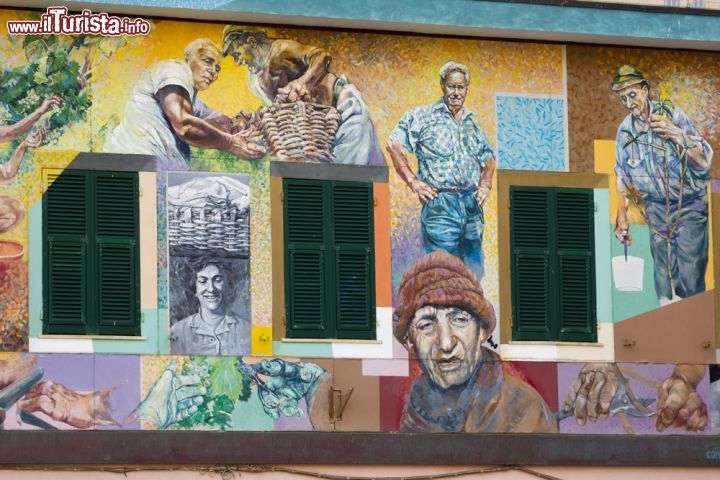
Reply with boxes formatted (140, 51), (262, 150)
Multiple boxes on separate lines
(496, 95), (566, 172)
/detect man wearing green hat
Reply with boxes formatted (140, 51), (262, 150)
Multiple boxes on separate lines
(611, 65), (713, 305)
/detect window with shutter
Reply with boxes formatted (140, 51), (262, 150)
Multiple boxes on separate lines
(510, 186), (596, 342)
(43, 169), (140, 336)
(284, 178), (376, 340)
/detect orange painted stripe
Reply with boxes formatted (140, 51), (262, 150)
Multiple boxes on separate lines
(374, 182), (391, 308)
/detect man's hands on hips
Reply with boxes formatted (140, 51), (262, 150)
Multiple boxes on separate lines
(476, 184), (491, 207)
(408, 178), (437, 204)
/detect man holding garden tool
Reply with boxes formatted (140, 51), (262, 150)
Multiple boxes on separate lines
(612, 65), (713, 305)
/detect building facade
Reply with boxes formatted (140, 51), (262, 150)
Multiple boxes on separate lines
(0, 1), (719, 477)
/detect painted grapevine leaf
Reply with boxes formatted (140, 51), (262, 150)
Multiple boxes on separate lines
(207, 357), (251, 402)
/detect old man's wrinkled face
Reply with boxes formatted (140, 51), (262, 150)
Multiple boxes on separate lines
(409, 305), (486, 389)
(617, 83), (650, 120)
(186, 47), (222, 91)
(441, 71), (468, 111)
(196, 264), (224, 313)
(227, 38), (262, 74)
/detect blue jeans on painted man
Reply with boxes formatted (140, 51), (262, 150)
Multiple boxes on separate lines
(421, 190), (484, 279)
(644, 197), (708, 300)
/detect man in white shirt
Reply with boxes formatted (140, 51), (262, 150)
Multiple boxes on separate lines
(104, 38), (265, 168)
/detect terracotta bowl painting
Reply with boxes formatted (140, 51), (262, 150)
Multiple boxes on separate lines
(0, 240), (25, 261)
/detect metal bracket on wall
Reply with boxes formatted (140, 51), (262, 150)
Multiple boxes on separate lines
(328, 386), (354, 422)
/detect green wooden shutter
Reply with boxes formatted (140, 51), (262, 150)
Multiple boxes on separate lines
(332, 181), (376, 340)
(510, 187), (552, 341)
(284, 179), (332, 338)
(510, 187), (596, 342)
(43, 169), (140, 336)
(556, 189), (597, 342)
(95, 172), (140, 336)
(43, 170), (90, 335)
(284, 178), (376, 340)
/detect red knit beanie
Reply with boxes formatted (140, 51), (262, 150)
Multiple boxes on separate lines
(393, 251), (495, 345)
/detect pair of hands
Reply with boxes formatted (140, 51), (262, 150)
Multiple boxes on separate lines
(648, 114), (685, 146)
(275, 80), (312, 104)
(226, 125), (267, 160)
(136, 359), (326, 429)
(562, 363), (708, 432)
(223, 78), (313, 159)
(408, 177), (491, 207)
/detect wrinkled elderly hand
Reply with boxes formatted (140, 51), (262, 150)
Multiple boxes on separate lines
(134, 361), (205, 429)
(17, 380), (119, 429)
(562, 363), (619, 425)
(408, 178), (437, 205)
(476, 184), (491, 208)
(245, 359), (328, 420)
(36, 95), (64, 116)
(276, 80), (312, 103)
(656, 374), (707, 432)
(22, 127), (46, 149)
(227, 126), (266, 160)
(649, 114), (683, 144)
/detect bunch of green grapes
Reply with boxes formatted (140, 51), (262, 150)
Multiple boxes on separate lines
(0, 49), (90, 144)
(176, 357), (236, 430)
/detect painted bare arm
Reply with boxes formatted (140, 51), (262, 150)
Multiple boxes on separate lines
(159, 86), (265, 159)
(614, 175), (632, 245)
(476, 156), (495, 207)
(275, 40), (331, 102)
(386, 137), (437, 204)
(0, 128), (45, 185)
(0, 96), (62, 143)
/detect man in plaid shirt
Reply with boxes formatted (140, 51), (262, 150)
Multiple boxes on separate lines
(387, 61), (496, 279)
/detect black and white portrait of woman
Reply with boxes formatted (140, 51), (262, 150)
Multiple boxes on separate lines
(167, 172), (251, 355)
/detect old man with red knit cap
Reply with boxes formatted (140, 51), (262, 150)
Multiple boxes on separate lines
(394, 251), (557, 433)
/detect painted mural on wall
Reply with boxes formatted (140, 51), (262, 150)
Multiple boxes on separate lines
(387, 62), (496, 284)
(102, 38), (266, 168)
(0, 23), (135, 351)
(391, 251), (555, 432)
(559, 363), (711, 434)
(221, 26), (384, 166)
(168, 172), (251, 355)
(0, 353), (140, 430)
(0, 8), (718, 438)
(611, 65), (713, 306)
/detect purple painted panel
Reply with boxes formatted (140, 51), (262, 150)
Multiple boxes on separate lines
(558, 363), (711, 435)
(3, 354), (94, 430)
(94, 355), (141, 430)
